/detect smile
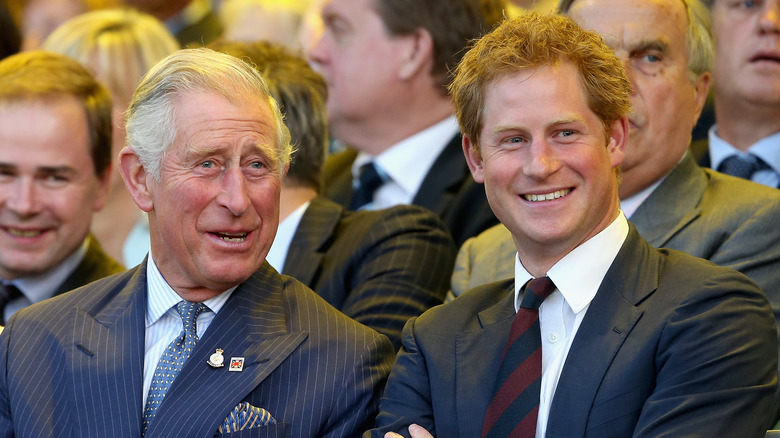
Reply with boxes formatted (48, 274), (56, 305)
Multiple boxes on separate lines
(214, 232), (248, 242)
(5, 228), (44, 238)
(523, 189), (571, 202)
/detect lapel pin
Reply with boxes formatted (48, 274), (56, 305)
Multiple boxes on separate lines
(207, 348), (225, 368)
(229, 357), (245, 372)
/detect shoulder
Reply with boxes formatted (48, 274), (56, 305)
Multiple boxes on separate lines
(699, 169), (780, 219)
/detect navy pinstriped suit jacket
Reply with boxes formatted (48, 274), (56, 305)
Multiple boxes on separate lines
(0, 262), (395, 438)
(282, 196), (456, 350)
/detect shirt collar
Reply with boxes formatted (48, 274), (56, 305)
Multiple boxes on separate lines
(709, 125), (780, 176)
(266, 200), (310, 272)
(145, 251), (235, 328)
(352, 116), (459, 197)
(8, 237), (88, 304)
(514, 212), (629, 313)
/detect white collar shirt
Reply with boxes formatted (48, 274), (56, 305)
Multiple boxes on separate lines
(266, 201), (310, 272)
(513, 212), (629, 438)
(708, 125), (780, 188)
(352, 116), (459, 209)
(142, 251), (235, 408)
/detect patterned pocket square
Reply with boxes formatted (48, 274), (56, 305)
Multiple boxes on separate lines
(217, 402), (276, 433)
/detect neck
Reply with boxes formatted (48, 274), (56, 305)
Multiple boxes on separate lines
(279, 184), (318, 221)
(713, 95), (780, 151)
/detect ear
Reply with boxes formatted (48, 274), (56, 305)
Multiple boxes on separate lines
(398, 28), (434, 81)
(462, 135), (485, 183)
(92, 164), (112, 212)
(119, 146), (154, 212)
(691, 71), (711, 125)
(607, 116), (628, 168)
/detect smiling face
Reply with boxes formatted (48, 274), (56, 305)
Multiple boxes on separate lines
(569, 0), (709, 198)
(136, 90), (286, 298)
(0, 97), (109, 280)
(464, 63), (626, 275)
(711, 0), (780, 110)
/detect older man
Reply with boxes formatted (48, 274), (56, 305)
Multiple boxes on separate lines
(0, 48), (394, 438)
(367, 12), (776, 438)
(691, 0), (780, 187)
(309, 0), (501, 246)
(0, 51), (122, 324)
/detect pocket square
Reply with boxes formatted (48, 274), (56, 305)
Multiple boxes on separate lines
(217, 402), (276, 433)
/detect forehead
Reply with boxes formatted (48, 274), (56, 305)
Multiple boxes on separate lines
(571, 0), (688, 50)
(0, 97), (93, 165)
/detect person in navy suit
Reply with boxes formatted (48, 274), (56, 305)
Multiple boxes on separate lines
(0, 47), (394, 437)
(367, 12), (777, 438)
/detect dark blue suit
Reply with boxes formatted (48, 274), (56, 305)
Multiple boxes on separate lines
(0, 262), (394, 438)
(367, 226), (777, 437)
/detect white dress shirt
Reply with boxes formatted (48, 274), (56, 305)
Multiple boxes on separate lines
(708, 125), (780, 188)
(266, 201), (310, 272)
(351, 116), (459, 209)
(513, 212), (629, 438)
(142, 252), (235, 408)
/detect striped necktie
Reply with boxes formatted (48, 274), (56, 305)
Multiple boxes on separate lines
(482, 276), (556, 438)
(142, 301), (206, 435)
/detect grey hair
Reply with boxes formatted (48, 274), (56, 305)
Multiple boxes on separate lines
(125, 47), (292, 180)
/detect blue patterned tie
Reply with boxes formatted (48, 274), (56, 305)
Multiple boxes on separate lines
(718, 154), (770, 181)
(142, 301), (206, 435)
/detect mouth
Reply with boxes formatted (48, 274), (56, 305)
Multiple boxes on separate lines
(522, 188), (572, 202)
(211, 231), (249, 243)
(750, 52), (780, 64)
(2, 227), (46, 238)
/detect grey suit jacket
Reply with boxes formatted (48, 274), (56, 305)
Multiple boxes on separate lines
(0, 262), (395, 438)
(282, 196), (456, 350)
(369, 226), (778, 437)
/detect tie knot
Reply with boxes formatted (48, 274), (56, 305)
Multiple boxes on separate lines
(175, 301), (206, 334)
(519, 276), (556, 310)
(718, 154), (770, 180)
(350, 162), (387, 210)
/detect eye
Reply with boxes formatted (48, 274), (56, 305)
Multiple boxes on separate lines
(249, 161), (264, 169)
(199, 160), (214, 168)
(560, 130), (575, 137)
(508, 136), (524, 143)
(642, 53), (661, 63)
(741, 0), (758, 8)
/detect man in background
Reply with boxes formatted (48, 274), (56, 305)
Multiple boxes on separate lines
(309, 0), (501, 246)
(0, 51), (122, 324)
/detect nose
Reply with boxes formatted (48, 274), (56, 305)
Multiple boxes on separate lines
(523, 139), (561, 180)
(5, 177), (39, 217)
(217, 166), (251, 216)
(758, 1), (780, 34)
(306, 28), (329, 69)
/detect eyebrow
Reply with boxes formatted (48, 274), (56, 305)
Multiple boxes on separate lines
(629, 39), (669, 55)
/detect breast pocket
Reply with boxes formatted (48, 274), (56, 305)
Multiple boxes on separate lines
(214, 422), (288, 437)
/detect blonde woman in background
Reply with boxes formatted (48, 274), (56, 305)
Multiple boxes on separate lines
(43, 8), (179, 267)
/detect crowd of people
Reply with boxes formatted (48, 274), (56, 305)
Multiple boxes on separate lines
(0, 0), (778, 436)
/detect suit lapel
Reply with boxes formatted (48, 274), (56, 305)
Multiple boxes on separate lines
(282, 196), (343, 289)
(146, 265), (308, 438)
(546, 227), (659, 437)
(69, 265), (147, 436)
(455, 281), (515, 437)
(412, 134), (468, 215)
(630, 153), (706, 247)
(323, 148), (358, 208)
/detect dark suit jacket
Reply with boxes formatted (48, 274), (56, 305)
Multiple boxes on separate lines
(282, 196), (456, 350)
(690, 137), (711, 168)
(54, 234), (124, 297)
(369, 226), (778, 438)
(0, 262), (395, 438)
(321, 134), (498, 247)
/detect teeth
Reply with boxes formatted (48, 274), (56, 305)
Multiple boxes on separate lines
(8, 228), (43, 237)
(523, 189), (571, 202)
(217, 232), (247, 242)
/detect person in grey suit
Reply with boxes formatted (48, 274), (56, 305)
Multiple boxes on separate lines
(452, 0), (780, 413)
(0, 47), (395, 437)
(308, 0), (502, 246)
(210, 40), (457, 349)
(368, 12), (777, 438)
(0, 51), (123, 323)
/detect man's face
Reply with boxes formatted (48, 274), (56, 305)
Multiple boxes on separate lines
(143, 91), (285, 295)
(711, 0), (780, 109)
(569, 0), (709, 198)
(0, 97), (109, 279)
(464, 62), (626, 264)
(307, 0), (413, 143)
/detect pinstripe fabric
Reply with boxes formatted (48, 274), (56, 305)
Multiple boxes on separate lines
(322, 135), (499, 247)
(0, 262), (395, 438)
(282, 196), (456, 350)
